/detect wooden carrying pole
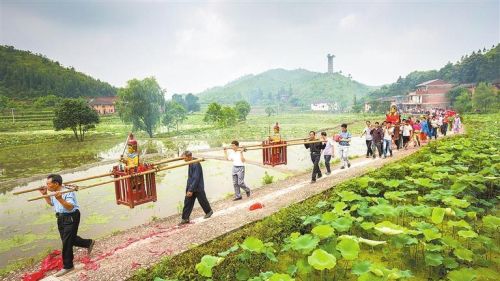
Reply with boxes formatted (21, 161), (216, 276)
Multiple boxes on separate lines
(223, 138), (310, 152)
(14, 156), (185, 196)
(244, 139), (325, 151)
(27, 158), (205, 202)
(12, 172), (116, 195)
(152, 156), (184, 166)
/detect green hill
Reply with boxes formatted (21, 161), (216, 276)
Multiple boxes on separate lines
(197, 68), (376, 108)
(0, 45), (117, 99)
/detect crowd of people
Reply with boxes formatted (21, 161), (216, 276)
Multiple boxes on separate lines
(360, 112), (461, 159)
(303, 111), (462, 183)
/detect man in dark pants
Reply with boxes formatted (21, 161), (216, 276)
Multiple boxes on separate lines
(371, 122), (384, 158)
(304, 131), (325, 184)
(40, 174), (94, 277)
(179, 151), (213, 225)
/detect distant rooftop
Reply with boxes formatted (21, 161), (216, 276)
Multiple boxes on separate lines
(88, 96), (118, 106)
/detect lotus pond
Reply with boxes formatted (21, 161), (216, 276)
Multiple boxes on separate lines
(135, 114), (500, 281)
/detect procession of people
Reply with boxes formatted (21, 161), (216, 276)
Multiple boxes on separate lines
(33, 106), (461, 278)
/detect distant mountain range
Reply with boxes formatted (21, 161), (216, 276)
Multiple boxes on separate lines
(196, 68), (377, 108)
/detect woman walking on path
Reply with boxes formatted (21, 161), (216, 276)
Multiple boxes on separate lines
(453, 114), (462, 133)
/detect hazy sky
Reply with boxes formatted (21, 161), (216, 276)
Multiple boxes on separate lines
(1, 0), (499, 94)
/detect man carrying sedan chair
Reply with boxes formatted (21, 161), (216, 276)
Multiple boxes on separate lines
(40, 174), (95, 277)
(179, 151), (213, 225)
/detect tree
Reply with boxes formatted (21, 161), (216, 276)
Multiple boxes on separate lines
(454, 91), (472, 113)
(265, 106), (275, 117)
(0, 95), (11, 111)
(472, 82), (498, 113)
(185, 93), (200, 112)
(351, 95), (363, 113)
(219, 106), (238, 127)
(117, 77), (165, 137)
(34, 94), (62, 108)
(203, 102), (237, 127)
(234, 100), (251, 121)
(172, 94), (186, 108)
(203, 102), (223, 125)
(447, 87), (468, 105)
(368, 100), (391, 114)
(53, 98), (99, 141)
(162, 101), (187, 132)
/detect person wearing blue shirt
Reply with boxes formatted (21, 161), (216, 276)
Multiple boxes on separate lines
(179, 151), (213, 225)
(338, 124), (352, 169)
(40, 174), (94, 277)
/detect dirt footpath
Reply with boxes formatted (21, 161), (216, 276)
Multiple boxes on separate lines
(7, 144), (427, 281)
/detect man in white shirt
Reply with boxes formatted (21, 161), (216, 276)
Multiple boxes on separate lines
(401, 120), (413, 149)
(320, 131), (335, 175)
(224, 140), (251, 201)
(360, 121), (373, 158)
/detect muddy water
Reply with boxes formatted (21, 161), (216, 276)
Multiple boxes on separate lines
(0, 137), (370, 269)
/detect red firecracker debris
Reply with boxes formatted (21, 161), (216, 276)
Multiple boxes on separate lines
(22, 250), (63, 281)
(249, 202), (264, 211)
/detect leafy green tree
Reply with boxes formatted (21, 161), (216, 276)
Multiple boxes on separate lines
(220, 106), (238, 127)
(0, 95), (12, 111)
(185, 93), (200, 112)
(203, 102), (223, 125)
(351, 95), (364, 113)
(172, 94), (186, 108)
(447, 87), (468, 105)
(265, 106), (275, 117)
(34, 94), (62, 108)
(454, 91), (472, 113)
(234, 100), (251, 121)
(117, 77), (165, 137)
(53, 98), (99, 141)
(472, 82), (498, 113)
(162, 101), (187, 132)
(368, 100), (391, 114)
(202, 102), (237, 127)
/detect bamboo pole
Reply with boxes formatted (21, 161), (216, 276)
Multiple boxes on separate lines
(244, 139), (325, 151)
(221, 138), (309, 152)
(120, 133), (131, 158)
(27, 158), (205, 202)
(12, 171), (116, 195)
(14, 157), (184, 196)
(151, 156), (184, 166)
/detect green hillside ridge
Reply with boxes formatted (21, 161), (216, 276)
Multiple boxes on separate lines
(0, 45), (117, 99)
(197, 68), (377, 108)
(367, 44), (499, 100)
